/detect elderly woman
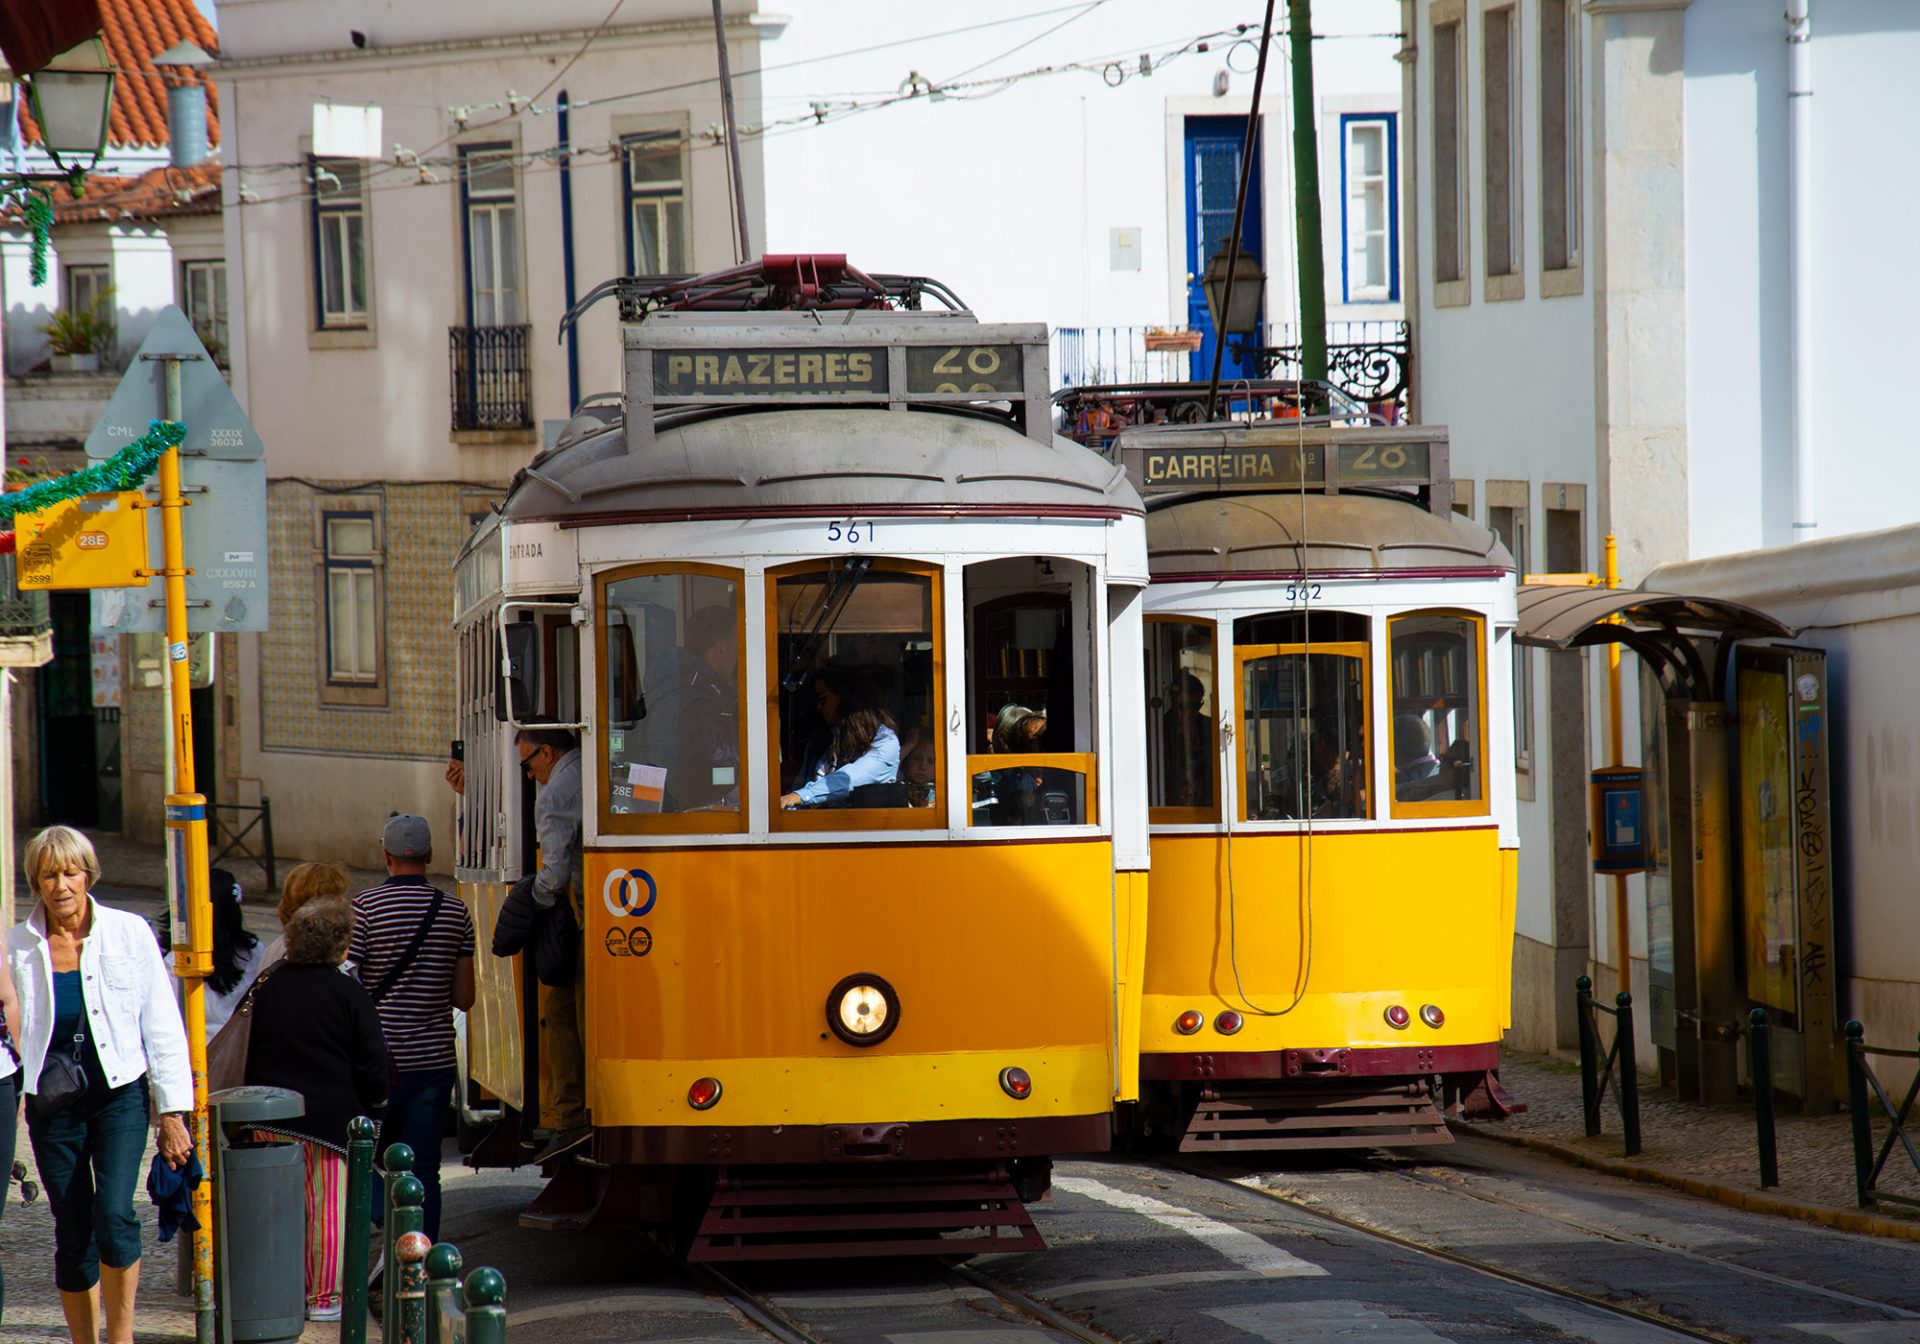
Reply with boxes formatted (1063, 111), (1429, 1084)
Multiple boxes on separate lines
(261, 861), (354, 969)
(245, 895), (389, 1322)
(6, 826), (192, 1344)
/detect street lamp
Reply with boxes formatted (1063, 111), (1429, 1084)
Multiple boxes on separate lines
(22, 37), (116, 188)
(150, 40), (213, 169)
(1202, 246), (1267, 339)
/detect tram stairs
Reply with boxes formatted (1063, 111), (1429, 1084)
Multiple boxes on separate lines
(1180, 1081), (1453, 1152)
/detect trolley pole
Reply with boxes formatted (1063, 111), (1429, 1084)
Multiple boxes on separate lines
(154, 353), (216, 1344)
(1605, 533), (1629, 996)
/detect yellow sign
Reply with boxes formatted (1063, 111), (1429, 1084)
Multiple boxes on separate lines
(14, 491), (151, 590)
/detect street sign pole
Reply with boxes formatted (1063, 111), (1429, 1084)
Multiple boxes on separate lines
(154, 354), (216, 1344)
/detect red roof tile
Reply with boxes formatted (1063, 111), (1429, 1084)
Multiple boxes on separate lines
(19, 0), (219, 152)
(3, 160), (220, 224)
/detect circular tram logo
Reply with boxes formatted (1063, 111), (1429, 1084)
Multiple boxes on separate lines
(602, 867), (658, 919)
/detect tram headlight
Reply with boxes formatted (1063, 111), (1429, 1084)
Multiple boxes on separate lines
(1420, 1004), (1445, 1029)
(1384, 1004), (1412, 1030)
(826, 973), (900, 1047)
(1175, 1009), (1204, 1035)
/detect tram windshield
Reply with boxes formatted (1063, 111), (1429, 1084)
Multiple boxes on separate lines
(1234, 612), (1371, 822)
(599, 566), (743, 827)
(1146, 618), (1217, 816)
(1388, 612), (1486, 812)
(772, 561), (942, 827)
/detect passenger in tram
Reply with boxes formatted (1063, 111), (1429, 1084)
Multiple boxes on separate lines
(780, 667), (901, 809)
(1393, 714), (1445, 798)
(1306, 731), (1364, 819)
(898, 728), (938, 808)
(979, 706), (1069, 824)
(646, 605), (740, 811)
(1160, 672), (1214, 807)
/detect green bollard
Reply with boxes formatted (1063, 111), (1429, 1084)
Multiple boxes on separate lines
(394, 1231), (432, 1344)
(1750, 1008), (1779, 1188)
(385, 1175), (425, 1332)
(1846, 1020), (1873, 1206)
(1615, 992), (1641, 1157)
(339, 1116), (379, 1344)
(379, 1143), (415, 1324)
(425, 1243), (464, 1344)
(463, 1267), (508, 1344)
(1575, 975), (1600, 1136)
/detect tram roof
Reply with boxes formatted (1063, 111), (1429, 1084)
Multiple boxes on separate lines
(1146, 490), (1513, 578)
(498, 404), (1142, 525)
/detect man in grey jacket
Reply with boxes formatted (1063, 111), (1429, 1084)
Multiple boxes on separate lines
(513, 727), (588, 1162)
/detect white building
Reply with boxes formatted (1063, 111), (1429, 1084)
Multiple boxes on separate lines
(1399, 0), (1920, 1071)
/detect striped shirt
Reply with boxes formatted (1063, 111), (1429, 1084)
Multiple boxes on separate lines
(347, 876), (474, 1074)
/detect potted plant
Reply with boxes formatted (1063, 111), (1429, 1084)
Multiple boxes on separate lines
(1143, 327), (1203, 352)
(40, 293), (115, 373)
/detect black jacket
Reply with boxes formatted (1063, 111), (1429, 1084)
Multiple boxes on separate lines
(492, 875), (578, 988)
(245, 963), (390, 1149)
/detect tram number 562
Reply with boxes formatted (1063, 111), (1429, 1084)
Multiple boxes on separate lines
(1285, 582), (1323, 604)
(825, 521), (874, 544)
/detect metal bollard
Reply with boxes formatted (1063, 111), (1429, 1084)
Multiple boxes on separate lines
(1845, 1020), (1873, 1207)
(1750, 1008), (1778, 1188)
(1576, 975), (1600, 1137)
(1615, 992), (1641, 1158)
(339, 1116), (379, 1344)
(425, 1243), (463, 1344)
(463, 1267), (509, 1344)
(384, 1174), (425, 1332)
(394, 1230), (432, 1344)
(379, 1142), (415, 1323)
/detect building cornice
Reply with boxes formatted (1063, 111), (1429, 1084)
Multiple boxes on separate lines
(216, 13), (783, 78)
(1581, 0), (1692, 13)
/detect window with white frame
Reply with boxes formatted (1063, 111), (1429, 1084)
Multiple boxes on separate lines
(65, 263), (110, 317)
(1431, 14), (1467, 287)
(180, 260), (228, 360)
(1341, 114), (1397, 302)
(460, 145), (522, 327)
(310, 157), (369, 328)
(1487, 493), (1532, 775)
(623, 132), (687, 275)
(1483, 5), (1523, 281)
(323, 511), (382, 689)
(1540, 0), (1581, 271)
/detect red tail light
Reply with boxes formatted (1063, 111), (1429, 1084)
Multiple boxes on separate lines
(1215, 1010), (1244, 1035)
(1384, 1004), (1412, 1030)
(999, 1066), (1033, 1099)
(1175, 1010), (1204, 1035)
(687, 1077), (723, 1110)
(1421, 1004), (1445, 1028)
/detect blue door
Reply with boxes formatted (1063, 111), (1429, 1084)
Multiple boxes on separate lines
(1184, 116), (1265, 382)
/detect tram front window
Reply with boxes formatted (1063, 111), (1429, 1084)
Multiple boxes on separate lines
(1234, 611), (1371, 822)
(598, 566), (743, 828)
(1389, 612), (1486, 811)
(772, 560), (942, 827)
(1146, 618), (1217, 817)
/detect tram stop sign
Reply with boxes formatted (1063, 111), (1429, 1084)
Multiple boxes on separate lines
(83, 306), (269, 635)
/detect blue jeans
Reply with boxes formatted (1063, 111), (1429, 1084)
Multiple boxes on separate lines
(0, 1070), (17, 1322)
(380, 1067), (454, 1243)
(28, 1075), (150, 1292)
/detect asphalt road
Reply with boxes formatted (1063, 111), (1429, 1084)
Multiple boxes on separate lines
(428, 1133), (1920, 1344)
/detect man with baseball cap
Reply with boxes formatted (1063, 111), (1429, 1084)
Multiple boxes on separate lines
(349, 813), (475, 1243)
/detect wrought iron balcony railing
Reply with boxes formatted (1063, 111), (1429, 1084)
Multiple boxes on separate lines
(448, 324), (533, 432)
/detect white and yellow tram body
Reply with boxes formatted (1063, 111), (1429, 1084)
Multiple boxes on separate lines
(453, 270), (1150, 1257)
(1118, 423), (1522, 1150)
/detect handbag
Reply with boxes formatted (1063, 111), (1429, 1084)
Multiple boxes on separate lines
(207, 961), (279, 1094)
(28, 1025), (90, 1123)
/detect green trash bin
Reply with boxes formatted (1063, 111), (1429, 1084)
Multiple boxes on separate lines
(210, 1086), (306, 1344)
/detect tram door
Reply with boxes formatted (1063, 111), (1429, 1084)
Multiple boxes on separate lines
(1184, 115), (1265, 383)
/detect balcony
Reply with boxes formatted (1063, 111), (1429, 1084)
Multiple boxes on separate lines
(0, 554), (54, 669)
(448, 324), (533, 433)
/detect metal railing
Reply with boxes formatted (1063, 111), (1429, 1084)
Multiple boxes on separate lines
(449, 324), (533, 431)
(1575, 974), (1642, 1156)
(0, 552), (50, 638)
(1845, 1020), (1920, 1210)
(210, 799), (275, 891)
(1748, 1008), (1779, 1188)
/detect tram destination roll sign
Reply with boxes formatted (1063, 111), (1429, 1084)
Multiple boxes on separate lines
(650, 344), (1027, 399)
(1131, 440), (1433, 492)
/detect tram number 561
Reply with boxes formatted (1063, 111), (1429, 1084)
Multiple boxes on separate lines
(825, 521), (874, 544)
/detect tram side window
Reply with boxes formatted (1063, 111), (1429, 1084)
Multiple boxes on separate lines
(1234, 611), (1371, 822)
(1146, 618), (1217, 816)
(1389, 612), (1486, 811)
(964, 558), (1097, 827)
(599, 567), (742, 824)
(772, 561), (942, 826)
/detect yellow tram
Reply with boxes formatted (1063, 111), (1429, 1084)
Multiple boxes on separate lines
(1113, 419), (1522, 1150)
(452, 258), (1150, 1258)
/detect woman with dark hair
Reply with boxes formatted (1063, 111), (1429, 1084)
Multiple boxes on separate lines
(152, 869), (263, 1037)
(780, 666), (900, 808)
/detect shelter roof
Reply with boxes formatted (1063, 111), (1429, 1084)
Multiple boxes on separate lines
(1515, 585), (1794, 650)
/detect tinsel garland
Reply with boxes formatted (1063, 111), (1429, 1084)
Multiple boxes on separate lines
(24, 190), (53, 287)
(0, 420), (186, 521)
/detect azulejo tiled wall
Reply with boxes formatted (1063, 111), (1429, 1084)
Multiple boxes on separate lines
(260, 480), (469, 758)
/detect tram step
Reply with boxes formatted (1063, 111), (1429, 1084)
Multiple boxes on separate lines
(1181, 1084), (1453, 1152)
(689, 1166), (1045, 1261)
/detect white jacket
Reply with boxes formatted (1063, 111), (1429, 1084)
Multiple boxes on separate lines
(7, 896), (195, 1115)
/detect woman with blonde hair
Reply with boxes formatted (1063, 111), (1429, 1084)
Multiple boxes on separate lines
(6, 826), (192, 1344)
(262, 862), (354, 968)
